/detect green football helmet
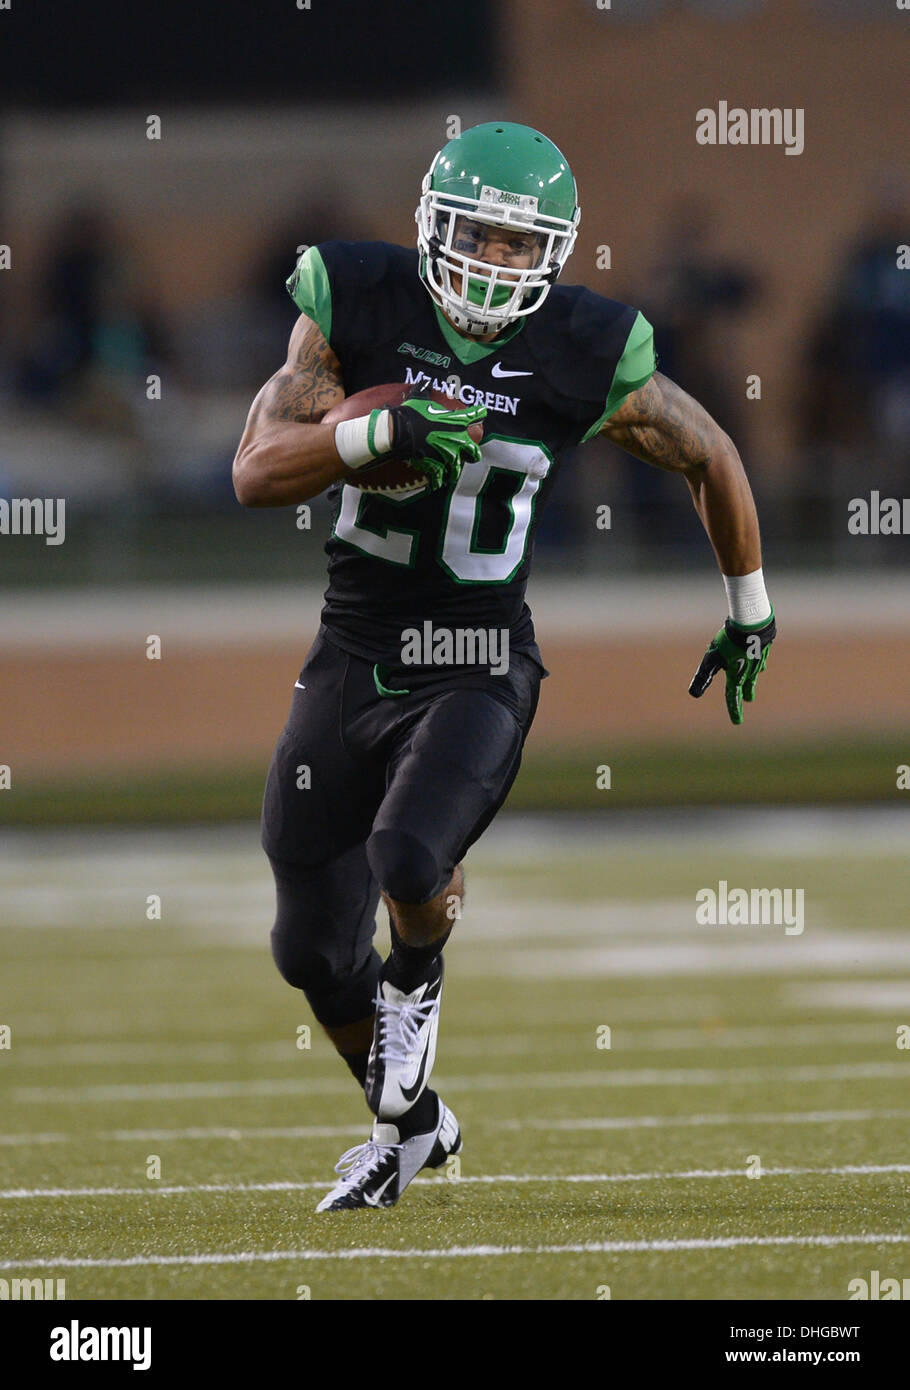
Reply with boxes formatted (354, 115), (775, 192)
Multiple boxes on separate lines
(416, 122), (580, 339)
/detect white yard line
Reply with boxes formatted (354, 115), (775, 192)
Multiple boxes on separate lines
(0, 994), (734, 1036)
(511, 1108), (910, 1132)
(2, 1231), (910, 1270)
(433, 1022), (900, 1054)
(0, 1125), (367, 1147)
(5, 1021), (898, 1066)
(3, 1106), (909, 1147)
(4, 1042), (300, 1067)
(12, 1059), (910, 1104)
(3, 1162), (909, 1201)
(472, 937), (910, 980)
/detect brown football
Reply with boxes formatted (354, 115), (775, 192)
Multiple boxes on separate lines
(322, 382), (483, 497)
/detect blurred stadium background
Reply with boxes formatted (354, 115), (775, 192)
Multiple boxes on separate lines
(0, 0), (907, 816)
(1, 0), (909, 1303)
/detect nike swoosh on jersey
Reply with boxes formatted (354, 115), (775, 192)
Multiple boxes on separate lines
(491, 363), (533, 378)
(294, 682), (307, 690)
(362, 1173), (396, 1207)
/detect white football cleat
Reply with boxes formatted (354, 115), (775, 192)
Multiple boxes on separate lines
(365, 963), (443, 1119)
(315, 1098), (462, 1211)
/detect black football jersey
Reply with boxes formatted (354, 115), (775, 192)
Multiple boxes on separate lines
(288, 240), (655, 667)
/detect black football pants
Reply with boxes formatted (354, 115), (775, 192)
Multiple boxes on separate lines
(261, 627), (543, 1027)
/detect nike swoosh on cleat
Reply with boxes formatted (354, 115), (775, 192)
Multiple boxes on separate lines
(399, 1046), (431, 1106)
(491, 363), (533, 378)
(362, 1173), (396, 1207)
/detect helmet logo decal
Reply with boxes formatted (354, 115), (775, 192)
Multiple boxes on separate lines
(478, 185), (539, 215)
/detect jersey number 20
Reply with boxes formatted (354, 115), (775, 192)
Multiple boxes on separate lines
(333, 436), (554, 583)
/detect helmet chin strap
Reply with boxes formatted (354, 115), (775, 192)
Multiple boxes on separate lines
(445, 304), (504, 339)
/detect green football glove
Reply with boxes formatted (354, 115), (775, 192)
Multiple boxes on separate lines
(689, 609), (777, 726)
(385, 393), (486, 491)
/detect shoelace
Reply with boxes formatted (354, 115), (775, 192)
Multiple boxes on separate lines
(375, 994), (440, 1065)
(333, 1139), (397, 1182)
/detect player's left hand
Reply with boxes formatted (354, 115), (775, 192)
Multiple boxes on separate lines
(688, 610), (776, 725)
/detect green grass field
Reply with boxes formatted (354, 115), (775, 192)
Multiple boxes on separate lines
(2, 812), (909, 1300)
(2, 735), (906, 825)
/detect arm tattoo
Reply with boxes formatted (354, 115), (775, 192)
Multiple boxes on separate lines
(600, 372), (723, 474)
(261, 317), (344, 424)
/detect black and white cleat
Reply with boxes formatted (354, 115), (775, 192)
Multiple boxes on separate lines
(315, 1098), (461, 1212)
(365, 964), (444, 1119)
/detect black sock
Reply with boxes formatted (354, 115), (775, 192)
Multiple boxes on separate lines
(340, 1049), (369, 1087)
(382, 920), (451, 993)
(395, 1087), (439, 1139)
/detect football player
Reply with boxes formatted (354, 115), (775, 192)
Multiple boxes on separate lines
(232, 122), (776, 1210)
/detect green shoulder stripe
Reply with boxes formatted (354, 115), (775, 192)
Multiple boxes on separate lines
(581, 310), (656, 442)
(286, 246), (332, 342)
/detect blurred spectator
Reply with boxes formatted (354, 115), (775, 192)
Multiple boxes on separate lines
(614, 198), (762, 552)
(15, 200), (171, 426)
(643, 197), (762, 439)
(800, 188), (910, 476)
(252, 197), (368, 323)
(169, 193), (371, 393)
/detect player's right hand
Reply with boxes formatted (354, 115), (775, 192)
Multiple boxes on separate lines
(386, 394), (486, 491)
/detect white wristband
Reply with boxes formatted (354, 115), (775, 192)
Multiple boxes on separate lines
(334, 410), (392, 470)
(723, 567), (772, 626)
